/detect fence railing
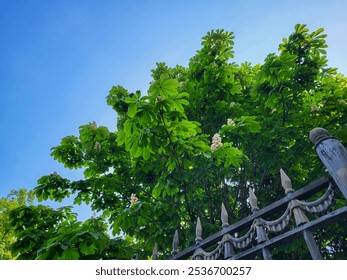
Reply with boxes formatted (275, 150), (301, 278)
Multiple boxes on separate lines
(152, 128), (347, 260)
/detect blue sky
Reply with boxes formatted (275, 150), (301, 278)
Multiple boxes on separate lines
(1, 0), (346, 220)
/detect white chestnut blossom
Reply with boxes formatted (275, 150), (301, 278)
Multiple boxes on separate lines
(156, 95), (164, 101)
(130, 193), (139, 205)
(94, 141), (101, 151)
(91, 121), (97, 128)
(211, 133), (223, 152)
(227, 118), (235, 126)
(311, 105), (320, 112)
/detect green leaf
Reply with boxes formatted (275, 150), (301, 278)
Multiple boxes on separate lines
(193, 140), (209, 152)
(80, 243), (97, 255)
(160, 78), (179, 97)
(60, 248), (80, 260)
(127, 103), (138, 117)
(142, 146), (151, 160)
(150, 76), (179, 98)
(123, 119), (138, 135)
(152, 184), (163, 198)
(96, 126), (110, 139)
(237, 116), (261, 133)
(224, 146), (242, 167)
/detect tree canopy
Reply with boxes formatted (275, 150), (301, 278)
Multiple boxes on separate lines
(0, 188), (34, 259)
(8, 24), (347, 259)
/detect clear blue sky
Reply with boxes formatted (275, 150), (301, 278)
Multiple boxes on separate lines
(1, 0), (346, 220)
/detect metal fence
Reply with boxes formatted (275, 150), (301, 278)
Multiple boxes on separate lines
(153, 127), (347, 260)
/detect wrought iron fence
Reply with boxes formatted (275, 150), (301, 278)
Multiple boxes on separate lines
(152, 128), (347, 260)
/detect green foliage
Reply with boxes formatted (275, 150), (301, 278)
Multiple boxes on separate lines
(0, 189), (35, 259)
(11, 25), (347, 259)
(9, 205), (134, 260)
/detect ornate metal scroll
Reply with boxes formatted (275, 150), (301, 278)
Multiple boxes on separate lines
(300, 184), (334, 214)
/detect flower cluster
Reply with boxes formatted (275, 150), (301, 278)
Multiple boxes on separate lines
(91, 121), (97, 128)
(156, 95), (164, 101)
(94, 141), (101, 151)
(130, 193), (139, 205)
(227, 118), (235, 126)
(211, 133), (223, 152)
(311, 104), (321, 113)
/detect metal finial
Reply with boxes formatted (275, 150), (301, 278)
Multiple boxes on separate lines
(221, 203), (229, 227)
(152, 242), (158, 260)
(172, 230), (179, 255)
(280, 169), (294, 194)
(310, 127), (330, 145)
(249, 188), (259, 212)
(195, 217), (203, 243)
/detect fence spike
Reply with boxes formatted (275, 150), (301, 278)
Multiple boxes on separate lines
(293, 207), (309, 226)
(172, 230), (179, 256)
(195, 217), (203, 243)
(249, 188), (259, 212)
(280, 169), (294, 194)
(221, 203), (229, 227)
(152, 242), (158, 260)
(290, 200), (309, 226)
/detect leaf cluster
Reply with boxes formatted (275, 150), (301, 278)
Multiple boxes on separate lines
(0, 189), (34, 259)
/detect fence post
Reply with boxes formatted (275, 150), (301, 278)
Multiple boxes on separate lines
(303, 230), (323, 260)
(310, 128), (347, 199)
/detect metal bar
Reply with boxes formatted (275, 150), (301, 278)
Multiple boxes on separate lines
(172, 177), (330, 260)
(262, 247), (272, 260)
(229, 206), (347, 260)
(303, 229), (323, 260)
